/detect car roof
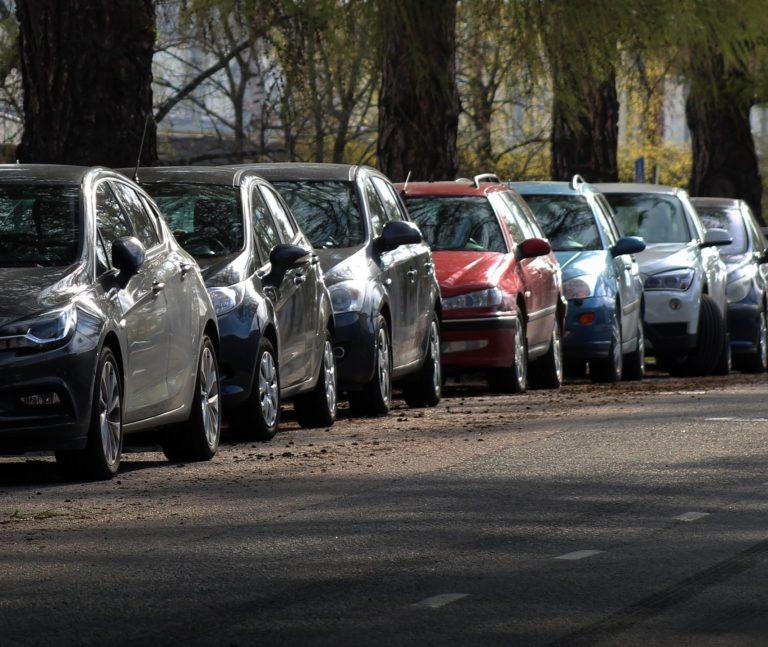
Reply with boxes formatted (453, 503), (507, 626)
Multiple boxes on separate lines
(593, 182), (684, 196)
(690, 196), (743, 209)
(130, 165), (263, 188)
(0, 164), (93, 184)
(228, 162), (363, 183)
(398, 179), (512, 198)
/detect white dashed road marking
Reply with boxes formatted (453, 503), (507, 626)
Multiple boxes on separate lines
(705, 417), (768, 422)
(555, 550), (604, 561)
(411, 593), (469, 609)
(673, 512), (710, 522)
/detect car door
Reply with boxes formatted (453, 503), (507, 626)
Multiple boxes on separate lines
(258, 183), (318, 390)
(94, 180), (170, 422)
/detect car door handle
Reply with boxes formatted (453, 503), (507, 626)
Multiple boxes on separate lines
(293, 273), (306, 285)
(152, 280), (165, 294)
(179, 262), (193, 276)
(424, 262), (434, 272)
(407, 269), (418, 277)
(310, 254), (319, 265)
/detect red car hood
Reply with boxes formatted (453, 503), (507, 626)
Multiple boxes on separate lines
(433, 251), (507, 297)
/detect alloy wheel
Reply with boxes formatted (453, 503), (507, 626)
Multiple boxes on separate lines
(322, 339), (337, 415)
(376, 327), (391, 407)
(199, 345), (221, 449)
(98, 359), (121, 468)
(258, 349), (279, 428)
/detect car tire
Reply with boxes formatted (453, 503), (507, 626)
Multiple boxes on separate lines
(713, 332), (731, 376)
(622, 317), (645, 381)
(590, 307), (623, 383)
(736, 305), (768, 373)
(674, 294), (725, 377)
(229, 337), (281, 441)
(403, 312), (442, 407)
(295, 330), (338, 428)
(56, 346), (123, 481)
(529, 318), (563, 389)
(488, 315), (527, 394)
(161, 335), (221, 462)
(348, 314), (391, 416)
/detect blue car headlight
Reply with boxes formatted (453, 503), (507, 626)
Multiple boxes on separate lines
(0, 305), (78, 351)
(563, 274), (599, 300)
(329, 280), (367, 313)
(725, 265), (757, 303)
(208, 283), (246, 317)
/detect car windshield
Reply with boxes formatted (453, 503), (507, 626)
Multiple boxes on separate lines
(522, 194), (601, 251)
(147, 183), (244, 257)
(0, 184), (81, 267)
(696, 206), (747, 255)
(604, 193), (691, 243)
(405, 196), (506, 253)
(273, 181), (364, 249)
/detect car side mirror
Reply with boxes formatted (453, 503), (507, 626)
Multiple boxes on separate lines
(263, 243), (311, 287)
(518, 237), (551, 259)
(701, 228), (732, 248)
(112, 236), (145, 286)
(374, 220), (422, 253)
(611, 235), (646, 257)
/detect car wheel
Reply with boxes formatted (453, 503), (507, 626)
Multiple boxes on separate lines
(348, 314), (391, 416)
(162, 335), (221, 461)
(713, 331), (731, 376)
(488, 315), (527, 394)
(403, 312), (442, 407)
(590, 307), (623, 383)
(529, 318), (563, 389)
(229, 338), (281, 440)
(674, 294), (725, 377)
(295, 329), (338, 428)
(737, 305), (768, 373)
(56, 346), (123, 481)
(622, 316), (645, 381)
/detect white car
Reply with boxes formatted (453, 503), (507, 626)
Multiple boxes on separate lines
(596, 183), (732, 376)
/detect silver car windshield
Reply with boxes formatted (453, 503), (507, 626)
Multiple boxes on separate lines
(605, 194), (692, 243)
(0, 184), (81, 267)
(147, 183), (244, 257)
(696, 207), (748, 255)
(522, 194), (601, 251)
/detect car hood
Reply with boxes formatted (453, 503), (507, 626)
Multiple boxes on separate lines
(555, 250), (608, 280)
(0, 264), (88, 327)
(432, 251), (506, 296)
(634, 242), (699, 275)
(315, 246), (370, 285)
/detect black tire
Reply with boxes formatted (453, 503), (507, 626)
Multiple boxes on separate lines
(488, 315), (527, 394)
(674, 294), (725, 377)
(403, 312), (442, 407)
(529, 319), (563, 389)
(348, 315), (391, 416)
(229, 337), (280, 441)
(736, 306), (768, 373)
(622, 316), (645, 381)
(56, 347), (123, 481)
(713, 332), (731, 376)
(295, 329), (338, 428)
(590, 307), (623, 383)
(162, 335), (221, 462)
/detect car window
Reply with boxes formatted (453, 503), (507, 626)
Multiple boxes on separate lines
(404, 196), (507, 253)
(489, 192), (527, 243)
(0, 183), (81, 267)
(260, 186), (298, 243)
(250, 186), (279, 265)
(274, 180), (364, 249)
(523, 194), (602, 251)
(696, 206), (748, 255)
(364, 179), (389, 238)
(595, 194), (622, 243)
(110, 180), (160, 249)
(372, 176), (406, 223)
(589, 195), (618, 247)
(95, 181), (134, 265)
(604, 194), (692, 243)
(744, 204), (767, 254)
(144, 182), (244, 257)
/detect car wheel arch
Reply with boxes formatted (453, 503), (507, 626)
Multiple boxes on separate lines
(102, 331), (124, 387)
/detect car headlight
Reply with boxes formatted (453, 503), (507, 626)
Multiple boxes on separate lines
(329, 280), (367, 313)
(442, 287), (502, 311)
(208, 284), (246, 317)
(0, 305), (78, 351)
(725, 266), (756, 303)
(644, 268), (695, 291)
(563, 274), (598, 300)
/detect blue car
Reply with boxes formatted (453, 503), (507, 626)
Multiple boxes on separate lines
(512, 176), (646, 382)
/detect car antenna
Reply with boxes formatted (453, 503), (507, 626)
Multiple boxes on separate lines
(400, 170), (411, 196)
(133, 114), (151, 183)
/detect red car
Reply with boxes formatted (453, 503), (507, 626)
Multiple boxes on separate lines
(399, 175), (565, 392)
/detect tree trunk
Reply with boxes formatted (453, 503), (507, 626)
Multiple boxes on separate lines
(686, 50), (763, 223)
(16, 0), (156, 167)
(551, 66), (619, 183)
(377, 0), (461, 182)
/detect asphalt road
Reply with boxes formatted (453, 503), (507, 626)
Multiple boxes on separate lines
(1, 371), (768, 646)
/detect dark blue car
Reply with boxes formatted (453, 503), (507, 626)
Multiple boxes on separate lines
(512, 176), (646, 382)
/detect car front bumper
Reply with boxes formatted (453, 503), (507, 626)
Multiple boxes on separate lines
(561, 296), (613, 360)
(642, 289), (699, 352)
(439, 314), (518, 370)
(332, 310), (376, 390)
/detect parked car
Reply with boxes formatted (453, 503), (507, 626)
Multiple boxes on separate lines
(399, 174), (565, 393)
(131, 166), (337, 438)
(0, 165), (221, 479)
(230, 163), (442, 415)
(513, 176), (646, 382)
(691, 197), (768, 372)
(596, 183), (732, 376)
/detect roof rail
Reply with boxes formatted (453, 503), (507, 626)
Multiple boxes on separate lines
(570, 174), (586, 191)
(472, 173), (500, 188)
